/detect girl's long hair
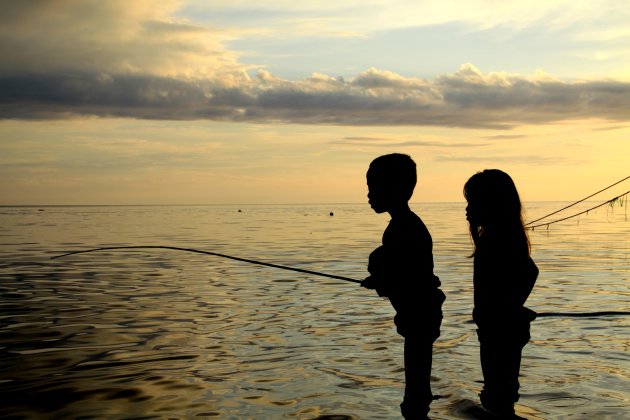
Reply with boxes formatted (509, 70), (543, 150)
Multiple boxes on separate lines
(464, 169), (530, 257)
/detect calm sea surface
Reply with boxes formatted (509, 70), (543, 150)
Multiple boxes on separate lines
(0, 202), (628, 419)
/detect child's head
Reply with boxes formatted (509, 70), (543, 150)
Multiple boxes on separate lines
(367, 153), (417, 213)
(464, 169), (530, 253)
(463, 169), (523, 227)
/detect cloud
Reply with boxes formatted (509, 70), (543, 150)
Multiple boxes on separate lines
(1, 2), (629, 128)
(0, 0), (244, 78)
(590, 124), (630, 131)
(184, 1), (630, 37)
(483, 134), (528, 140)
(333, 137), (487, 148)
(3, 65), (630, 128)
(434, 154), (570, 165)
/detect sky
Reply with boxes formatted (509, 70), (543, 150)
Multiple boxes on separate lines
(1, 0), (629, 205)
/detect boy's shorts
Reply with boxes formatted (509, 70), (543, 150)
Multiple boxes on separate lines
(393, 289), (445, 339)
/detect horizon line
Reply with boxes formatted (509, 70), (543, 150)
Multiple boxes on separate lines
(0, 200), (600, 208)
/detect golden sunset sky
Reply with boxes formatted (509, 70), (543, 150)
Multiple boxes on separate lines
(1, 1), (629, 204)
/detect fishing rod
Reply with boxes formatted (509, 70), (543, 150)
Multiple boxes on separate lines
(51, 245), (362, 284)
(51, 246), (629, 318)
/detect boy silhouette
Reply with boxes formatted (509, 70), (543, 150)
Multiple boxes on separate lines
(362, 153), (445, 418)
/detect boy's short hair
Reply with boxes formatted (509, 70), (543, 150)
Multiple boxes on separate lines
(368, 153), (417, 201)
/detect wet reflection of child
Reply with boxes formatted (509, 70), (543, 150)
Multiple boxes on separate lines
(464, 169), (538, 417)
(362, 154), (445, 419)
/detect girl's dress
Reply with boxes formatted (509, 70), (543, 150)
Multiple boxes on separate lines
(473, 239), (538, 415)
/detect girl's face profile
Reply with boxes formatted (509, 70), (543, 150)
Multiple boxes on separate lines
(465, 199), (484, 225)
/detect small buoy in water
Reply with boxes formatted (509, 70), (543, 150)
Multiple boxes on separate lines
(238, 209), (242, 213)
(330, 212), (334, 216)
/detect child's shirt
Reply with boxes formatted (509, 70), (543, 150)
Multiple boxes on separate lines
(367, 211), (444, 335)
(473, 240), (538, 331)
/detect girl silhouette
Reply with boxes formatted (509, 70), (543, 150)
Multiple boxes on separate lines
(464, 169), (538, 417)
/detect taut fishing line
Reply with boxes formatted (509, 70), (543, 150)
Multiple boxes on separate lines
(51, 246), (629, 318)
(525, 175), (629, 229)
(51, 245), (361, 284)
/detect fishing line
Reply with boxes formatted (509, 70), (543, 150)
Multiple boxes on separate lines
(51, 246), (628, 318)
(51, 245), (361, 284)
(526, 189), (629, 230)
(525, 175), (629, 227)
(536, 311), (629, 318)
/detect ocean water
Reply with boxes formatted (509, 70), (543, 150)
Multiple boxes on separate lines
(0, 202), (628, 419)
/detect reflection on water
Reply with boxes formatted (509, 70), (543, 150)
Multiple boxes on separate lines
(0, 203), (628, 418)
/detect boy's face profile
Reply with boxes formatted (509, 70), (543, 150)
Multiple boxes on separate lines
(367, 182), (388, 213)
(367, 169), (393, 214)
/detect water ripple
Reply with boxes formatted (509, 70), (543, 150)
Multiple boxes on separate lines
(0, 203), (628, 418)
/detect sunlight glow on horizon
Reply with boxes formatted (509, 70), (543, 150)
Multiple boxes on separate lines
(0, 1), (628, 205)
(1, 118), (627, 205)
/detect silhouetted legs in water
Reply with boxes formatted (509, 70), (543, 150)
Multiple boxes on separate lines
(477, 330), (529, 417)
(396, 301), (443, 419)
(400, 336), (435, 418)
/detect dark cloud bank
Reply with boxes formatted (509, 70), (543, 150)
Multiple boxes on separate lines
(1, 66), (629, 129)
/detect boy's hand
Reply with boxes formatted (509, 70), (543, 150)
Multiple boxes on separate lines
(361, 276), (389, 297)
(361, 276), (377, 289)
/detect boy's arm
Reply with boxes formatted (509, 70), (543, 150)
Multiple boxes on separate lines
(362, 246), (391, 296)
(363, 245), (432, 296)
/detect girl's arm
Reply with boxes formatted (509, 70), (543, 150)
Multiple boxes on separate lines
(515, 257), (538, 307)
